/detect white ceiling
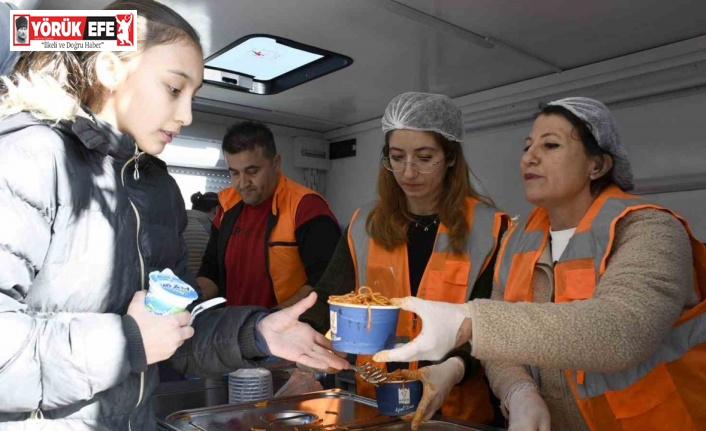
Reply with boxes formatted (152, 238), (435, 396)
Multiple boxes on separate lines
(37, 0), (706, 132)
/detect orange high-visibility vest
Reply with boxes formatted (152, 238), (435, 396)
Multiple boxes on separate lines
(349, 198), (508, 424)
(495, 184), (706, 431)
(217, 174), (324, 304)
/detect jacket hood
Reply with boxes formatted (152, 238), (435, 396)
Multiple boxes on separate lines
(0, 109), (143, 162)
(0, 110), (41, 137)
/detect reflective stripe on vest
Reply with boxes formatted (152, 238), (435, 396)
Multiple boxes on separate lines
(496, 184), (706, 430)
(556, 196), (644, 269)
(495, 224), (543, 297)
(497, 191), (647, 298)
(349, 203), (374, 288)
(217, 174), (319, 304)
(349, 197), (506, 426)
(350, 200), (500, 298)
(576, 313), (706, 398)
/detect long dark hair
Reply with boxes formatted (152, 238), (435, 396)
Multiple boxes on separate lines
(367, 130), (497, 254)
(1, 0), (201, 119)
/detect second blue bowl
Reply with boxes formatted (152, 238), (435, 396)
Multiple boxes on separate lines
(375, 380), (423, 416)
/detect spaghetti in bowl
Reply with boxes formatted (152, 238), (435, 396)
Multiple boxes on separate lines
(328, 287), (400, 354)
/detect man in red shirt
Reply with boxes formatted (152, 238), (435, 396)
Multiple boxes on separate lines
(197, 121), (341, 310)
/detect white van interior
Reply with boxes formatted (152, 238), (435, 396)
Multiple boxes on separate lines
(25, 0), (706, 239)
(3, 1), (706, 429)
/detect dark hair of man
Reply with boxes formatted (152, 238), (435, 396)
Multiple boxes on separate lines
(222, 120), (277, 158)
(537, 103), (614, 195)
(190, 191), (220, 212)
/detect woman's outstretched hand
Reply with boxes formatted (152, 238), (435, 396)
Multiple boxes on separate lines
(258, 292), (350, 371)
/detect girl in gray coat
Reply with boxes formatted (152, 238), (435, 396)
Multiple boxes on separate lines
(0, 1), (347, 429)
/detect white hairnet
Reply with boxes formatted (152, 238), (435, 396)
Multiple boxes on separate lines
(381, 92), (464, 142)
(547, 97), (634, 191)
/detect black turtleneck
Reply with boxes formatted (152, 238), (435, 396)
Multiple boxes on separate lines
(406, 214), (439, 296)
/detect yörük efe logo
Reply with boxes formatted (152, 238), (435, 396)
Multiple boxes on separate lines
(10, 10), (137, 51)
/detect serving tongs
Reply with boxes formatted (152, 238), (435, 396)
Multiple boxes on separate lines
(300, 361), (388, 385)
(351, 362), (388, 385)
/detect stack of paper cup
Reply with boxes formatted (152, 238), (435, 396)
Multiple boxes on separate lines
(228, 368), (273, 404)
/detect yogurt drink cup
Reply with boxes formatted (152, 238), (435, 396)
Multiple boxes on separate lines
(144, 268), (198, 315)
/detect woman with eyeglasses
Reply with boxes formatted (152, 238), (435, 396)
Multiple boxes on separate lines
(302, 92), (509, 429)
(372, 98), (706, 431)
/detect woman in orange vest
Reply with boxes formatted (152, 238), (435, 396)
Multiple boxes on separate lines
(373, 97), (706, 431)
(304, 92), (509, 429)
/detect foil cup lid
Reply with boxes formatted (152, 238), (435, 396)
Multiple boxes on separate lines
(148, 268), (198, 300)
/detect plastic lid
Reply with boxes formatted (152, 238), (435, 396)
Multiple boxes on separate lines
(148, 269), (198, 300)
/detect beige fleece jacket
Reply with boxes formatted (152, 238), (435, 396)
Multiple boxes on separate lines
(470, 209), (699, 431)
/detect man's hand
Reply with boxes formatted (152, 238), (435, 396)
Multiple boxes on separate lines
(126, 291), (194, 365)
(258, 292), (350, 371)
(196, 277), (219, 300)
(373, 297), (473, 362)
(401, 357), (465, 430)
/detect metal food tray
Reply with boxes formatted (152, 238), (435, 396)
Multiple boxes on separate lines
(158, 389), (399, 431)
(158, 389), (506, 431)
(361, 419), (506, 431)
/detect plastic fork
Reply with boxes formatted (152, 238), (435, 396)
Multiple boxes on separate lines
(189, 297), (226, 325)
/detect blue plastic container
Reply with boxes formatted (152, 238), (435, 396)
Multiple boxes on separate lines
(328, 302), (399, 354)
(375, 380), (423, 416)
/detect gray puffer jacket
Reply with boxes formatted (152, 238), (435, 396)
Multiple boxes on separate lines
(0, 111), (267, 430)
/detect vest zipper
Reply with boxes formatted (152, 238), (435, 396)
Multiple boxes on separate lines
(121, 149), (146, 430)
(264, 212), (277, 299)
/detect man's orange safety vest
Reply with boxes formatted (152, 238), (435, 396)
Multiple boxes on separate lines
(348, 198), (508, 424)
(495, 184), (706, 430)
(218, 174), (322, 304)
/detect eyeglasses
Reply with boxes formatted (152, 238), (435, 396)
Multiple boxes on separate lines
(381, 156), (446, 174)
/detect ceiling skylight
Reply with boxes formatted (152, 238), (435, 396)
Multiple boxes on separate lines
(203, 34), (352, 95)
(206, 36), (323, 81)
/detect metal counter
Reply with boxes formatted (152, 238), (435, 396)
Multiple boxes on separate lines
(157, 389), (505, 431)
(153, 377), (229, 420)
(153, 368), (292, 420)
